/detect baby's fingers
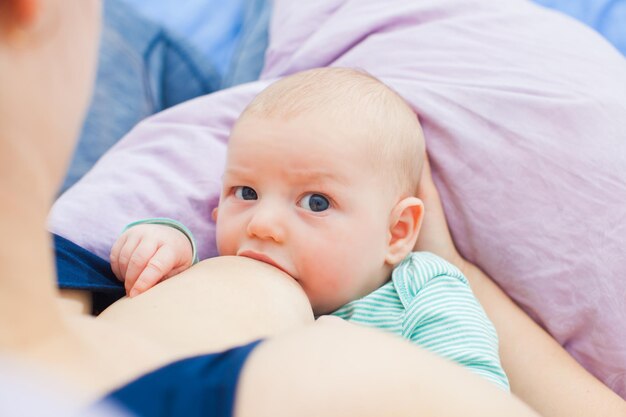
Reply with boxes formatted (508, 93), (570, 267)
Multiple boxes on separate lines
(129, 246), (178, 297)
(116, 233), (142, 281)
(109, 233), (128, 280)
(124, 239), (158, 290)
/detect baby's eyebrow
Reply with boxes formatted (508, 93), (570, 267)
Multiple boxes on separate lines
(224, 166), (348, 185)
(287, 169), (349, 186)
(222, 166), (254, 179)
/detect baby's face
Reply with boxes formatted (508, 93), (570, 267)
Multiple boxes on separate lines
(214, 114), (396, 315)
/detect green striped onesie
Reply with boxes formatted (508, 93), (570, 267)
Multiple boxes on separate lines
(332, 252), (510, 391)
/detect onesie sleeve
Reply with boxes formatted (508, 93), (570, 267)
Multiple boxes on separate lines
(124, 218), (199, 264)
(404, 273), (510, 391)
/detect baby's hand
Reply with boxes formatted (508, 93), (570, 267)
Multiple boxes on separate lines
(110, 224), (194, 297)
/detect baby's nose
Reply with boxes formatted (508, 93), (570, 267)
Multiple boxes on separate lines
(246, 203), (286, 243)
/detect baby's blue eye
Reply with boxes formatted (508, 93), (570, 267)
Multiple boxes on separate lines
(234, 186), (258, 200)
(299, 193), (330, 212)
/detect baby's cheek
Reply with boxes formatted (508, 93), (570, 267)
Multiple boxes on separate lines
(307, 257), (354, 304)
(215, 227), (238, 256)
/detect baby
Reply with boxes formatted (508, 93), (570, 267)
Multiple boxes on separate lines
(110, 67), (509, 390)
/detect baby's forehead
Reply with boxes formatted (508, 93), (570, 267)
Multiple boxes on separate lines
(235, 109), (385, 153)
(231, 112), (385, 160)
(228, 115), (414, 197)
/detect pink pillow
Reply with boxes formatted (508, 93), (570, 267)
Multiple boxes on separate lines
(50, 0), (626, 396)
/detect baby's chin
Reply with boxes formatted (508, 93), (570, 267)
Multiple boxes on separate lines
(310, 300), (344, 317)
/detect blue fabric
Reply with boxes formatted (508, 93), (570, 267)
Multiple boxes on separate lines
(60, 0), (222, 194)
(533, 0), (626, 55)
(120, 0), (272, 81)
(103, 340), (262, 417)
(54, 234), (122, 293)
(60, 0), (271, 194)
(221, 0), (271, 88)
(121, 0), (245, 76)
(54, 233), (124, 313)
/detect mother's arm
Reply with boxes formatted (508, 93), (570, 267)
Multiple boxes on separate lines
(415, 157), (626, 417)
(97, 256), (538, 417)
(461, 261), (626, 417)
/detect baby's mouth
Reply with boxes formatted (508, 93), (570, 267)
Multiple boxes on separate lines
(237, 250), (292, 277)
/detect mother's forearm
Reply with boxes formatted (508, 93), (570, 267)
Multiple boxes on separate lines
(464, 263), (626, 417)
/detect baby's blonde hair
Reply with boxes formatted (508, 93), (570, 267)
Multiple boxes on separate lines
(239, 67), (425, 197)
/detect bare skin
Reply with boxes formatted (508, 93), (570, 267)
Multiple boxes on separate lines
(58, 289), (92, 315)
(97, 256), (315, 359)
(237, 315), (533, 417)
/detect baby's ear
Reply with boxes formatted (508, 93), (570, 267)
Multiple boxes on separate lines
(211, 207), (219, 222)
(385, 197), (424, 265)
(0, 0), (39, 36)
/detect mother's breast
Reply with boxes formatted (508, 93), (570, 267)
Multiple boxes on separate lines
(97, 256), (314, 359)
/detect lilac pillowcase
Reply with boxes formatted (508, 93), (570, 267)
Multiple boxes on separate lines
(50, 0), (626, 396)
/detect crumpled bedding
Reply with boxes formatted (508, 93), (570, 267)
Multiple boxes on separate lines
(50, 0), (626, 396)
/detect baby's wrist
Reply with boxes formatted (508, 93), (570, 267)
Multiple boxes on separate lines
(123, 218), (199, 264)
